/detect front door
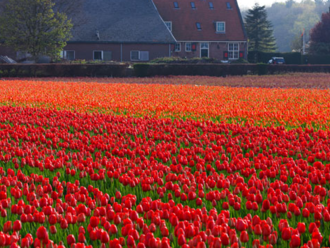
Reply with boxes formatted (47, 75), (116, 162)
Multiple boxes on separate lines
(200, 43), (209, 58)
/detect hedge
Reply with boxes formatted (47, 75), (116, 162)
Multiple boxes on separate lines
(133, 63), (255, 77)
(1, 63), (330, 78)
(302, 55), (330, 65)
(248, 51), (302, 64)
(0, 64), (128, 77)
(267, 64), (330, 74)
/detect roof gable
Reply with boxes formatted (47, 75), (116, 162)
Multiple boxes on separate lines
(152, 0), (247, 42)
(70, 0), (176, 44)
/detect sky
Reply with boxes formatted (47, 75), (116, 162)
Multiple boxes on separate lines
(237, 0), (295, 10)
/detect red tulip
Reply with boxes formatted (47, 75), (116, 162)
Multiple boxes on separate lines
(12, 221), (21, 232)
(282, 227), (292, 241)
(297, 223), (306, 234)
(67, 234), (76, 246)
(221, 233), (229, 246)
(36, 226), (48, 241)
(50, 225), (57, 234)
(240, 231), (249, 243)
(178, 234), (186, 246)
(290, 235), (300, 248)
(90, 216), (99, 228)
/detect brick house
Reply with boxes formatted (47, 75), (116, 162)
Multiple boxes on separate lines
(152, 0), (248, 60)
(63, 0), (176, 62)
(0, 0), (176, 62)
(0, 0), (247, 62)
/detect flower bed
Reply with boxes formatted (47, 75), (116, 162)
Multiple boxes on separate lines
(0, 76), (329, 247)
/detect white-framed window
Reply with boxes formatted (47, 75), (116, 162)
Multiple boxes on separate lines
(228, 43), (239, 60)
(93, 51), (112, 61)
(185, 43), (192, 52)
(175, 43), (181, 52)
(216, 22), (225, 33)
(130, 51), (149, 61)
(61, 50), (75, 60)
(93, 51), (103, 60)
(165, 21), (172, 32)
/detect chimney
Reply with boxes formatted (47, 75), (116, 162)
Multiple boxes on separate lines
(96, 30), (100, 40)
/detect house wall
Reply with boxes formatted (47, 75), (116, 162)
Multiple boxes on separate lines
(64, 43), (171, 62)
(172, 42), (248, 60)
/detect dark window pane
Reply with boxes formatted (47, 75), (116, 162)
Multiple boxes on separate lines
(94, 51), (102, 60)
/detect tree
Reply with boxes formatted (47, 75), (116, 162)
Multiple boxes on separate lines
(309, 10), (330, 54)
(0, 0), (73, 60)
(291, 33), (303, 52)
(314, 0), (324, 6)
(244, 4), (277, 52)
(286, 0), (295, 8)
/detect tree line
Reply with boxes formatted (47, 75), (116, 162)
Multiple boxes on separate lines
(242, 0), (330, 53)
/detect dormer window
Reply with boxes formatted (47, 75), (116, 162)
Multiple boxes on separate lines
(216, 21), (225, 33)
(165, 21), (172, 32)
(196, 22), (201, 31)
(190, 2), (196, 9)
(209, 2), (214, 9)
(174, 2), (179, 9)
(226, 2), (232, 9)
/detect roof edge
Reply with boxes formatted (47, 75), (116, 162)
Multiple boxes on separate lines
(234, 0), (248, 40)
(150, 0), (177, 43)
(67, 41), (176, 44)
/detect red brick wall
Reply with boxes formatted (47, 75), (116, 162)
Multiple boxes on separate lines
(64, 43), (171, 62)
(172, 42), (247, 60)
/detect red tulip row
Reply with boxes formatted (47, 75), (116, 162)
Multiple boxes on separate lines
(0, 106), (329, 247)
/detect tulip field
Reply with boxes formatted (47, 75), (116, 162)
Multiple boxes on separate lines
(1, 74), (330, 248)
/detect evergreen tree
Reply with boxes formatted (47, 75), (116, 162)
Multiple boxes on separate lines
(0, 0), (72, 60)
(309, 10), (330, 54)
(244, 4), (277, 52)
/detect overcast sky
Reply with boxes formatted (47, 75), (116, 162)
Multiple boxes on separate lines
(237, 0), (294, 10)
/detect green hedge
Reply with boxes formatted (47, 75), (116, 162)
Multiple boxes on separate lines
(133, 63), (255, 77)
(0, 64), (128, 77)
(248, 51), (302, 64)
(267, 64), (330, 74)
(133, 63), (330, 77)
(1, 63), (330, 78)
(248, 51), (330, 65)
(302, 55), (330, 65)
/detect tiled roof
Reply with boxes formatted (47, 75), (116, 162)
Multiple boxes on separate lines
(152, 0), (247, 42)
(69, 0), (176, 44)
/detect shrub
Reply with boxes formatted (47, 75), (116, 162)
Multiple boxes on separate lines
(230, 58), (249, 64)
(257, 63), (268, 75)
(133, 64), (151, 77)
(0, 64), (128, 77)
